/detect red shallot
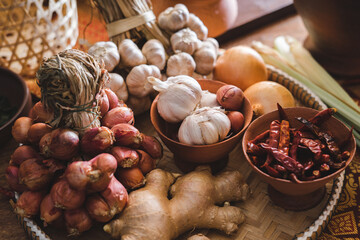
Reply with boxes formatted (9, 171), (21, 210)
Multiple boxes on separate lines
(5, 165), (28, 192)
(64, 207), (93, 236)
(139, 134), (163, 159)
(10, 145), (39, 166)
(137, 150), (156, 175)
(227, 111), (245, 133)
(29, 101), (53, 123)
(111, 146), (139, 168)
(112, 123), (142, 148)
(80, 126), (114, 155)
(50, 178), (86, 210)
(18, 158), (52, 191)
(216, 85), (244, 111)
(85, 194), (112, 222)
(116, 167), (145, 190)
(15, 191), (45, 217)
(101, 106), (134, 129)
(101, 177), (128, 216)
(40, 194), (63, 226)
(11, 117), (32, 144)
(104, 88), (119, 110)
(27, 123), (52, 145)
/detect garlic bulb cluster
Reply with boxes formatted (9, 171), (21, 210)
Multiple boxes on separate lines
(158, 4), (189, 32)
(166, 52), (195, 77)
(148, 75), (202, 123)
(142, 39), (167, 70)
(170, 28), (200, 55)
(118, 39), (146, 67)
(106, 73), (128, 102)
(178, 107), (231, 145)
(88, 41), (120, 72)
(126, 65), (161, 97)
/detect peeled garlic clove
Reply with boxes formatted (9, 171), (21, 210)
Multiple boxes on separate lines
(178, 107), (231, 145)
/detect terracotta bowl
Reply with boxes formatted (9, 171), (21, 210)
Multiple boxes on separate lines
(242, 107), (356, 210)
(0, 67), (32, 146)
(150, 79), (253, 172)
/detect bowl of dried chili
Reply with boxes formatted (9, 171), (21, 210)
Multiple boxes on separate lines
(0, 67), (32, 146)
(242, 106), (355, 210)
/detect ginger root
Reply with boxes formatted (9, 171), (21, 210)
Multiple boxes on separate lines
(104, 166), (250, 240)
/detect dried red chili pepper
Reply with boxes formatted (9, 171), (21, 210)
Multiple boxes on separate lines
(341, 151), (351, 160)
(289, 173), (302, 183)
(277, 103), (289, 121)
(320, 154), (330, 164)
(328, 160), (346, 169)
(299, 138), (322, 161)
(247, 142), (267, 156)
(261, 120), (280, 168)
(298, 108), (336, 131)
(296, 117), (341, 159)
(319, 163), (330, 172)
(303, 161), (314, 171)
(248, 130), (270, 144)
(260, 143), (304, 174)
(289, 131), (302, 160)
(273, 164), (287, 173)
(265, 165), (281, 178)
(278, 120), (290, 155)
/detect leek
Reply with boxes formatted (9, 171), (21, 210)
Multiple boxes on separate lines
(251, 40), (360, 146)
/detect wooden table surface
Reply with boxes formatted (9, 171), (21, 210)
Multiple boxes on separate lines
(0, 1), (359, 239)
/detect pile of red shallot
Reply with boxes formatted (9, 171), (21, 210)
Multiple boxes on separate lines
(5, 88), (163, 236)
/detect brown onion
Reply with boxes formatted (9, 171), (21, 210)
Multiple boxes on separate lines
(111, 123), (142, 148)
(11, 117), (32, 144)
(98, 89), (110, 117)
(50, 179), (86, 210)
(101, 177), (128, 216)
(80, 126), (114, 155)
(116, 167), (145, 190)
(88, 153), (118, 192)
(137, 150), (156, 175)
(64, 208), (93, 236)
(28, 123), (52, 145)
(11, 145), (39, 166)
(40, 194), (63, 227)
(15, 191), (45, 217)
(29, 101), (54, 123)
(216, 85), (244, 111)
(41, 128), (80, 161)
(140, 134), (163, 159)
(104, 88), (119, 110)
(19, 158), (52, 191)
(5, 165), (28, 192)
(227, 111), (245, 133)
(101, 106), (135, 129)
(85, 194), (113, 222)
(111, 146), (139, 168)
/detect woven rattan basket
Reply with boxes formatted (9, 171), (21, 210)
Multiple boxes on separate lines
(0, 0), (78, 78)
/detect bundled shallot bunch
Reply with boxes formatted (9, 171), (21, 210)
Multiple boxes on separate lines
(6, 51), (163, 237)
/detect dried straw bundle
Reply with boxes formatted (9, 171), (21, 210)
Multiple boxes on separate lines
(93, 0), (170, 49)
(37, 49), (108, 133)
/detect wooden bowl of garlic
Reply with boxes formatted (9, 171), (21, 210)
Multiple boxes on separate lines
(150, 77), (253, 172)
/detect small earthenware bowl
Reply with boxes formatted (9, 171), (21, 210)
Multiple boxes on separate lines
(0, 67), (32, 146)
(242, 107), (355, 210)
(150, 79), (253, 172)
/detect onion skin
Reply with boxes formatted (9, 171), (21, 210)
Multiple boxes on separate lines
(50, 179), (86, 210)
(80, 126), (114, 155)
(101, 106), (135, 129)
(85, 194), (113, 223)
(10, 145), (39, 166)
(111, 123), (143, 148)
(98, 89), (110, 117)
(65, 161), (94, 190)
(39, 132), (52, 158)
(111, 146), (139, 168)
(15, 191), (45, 217)
(100, 177), (128, 216)
(28, 123), (52, 145)
(116, 167), (145, 190)
(5, 165), (28, 192)
(227, 111), (245, 133)
(11, 117), (32, 144)
(29, 101), (53, 123)
(139, 134), (163, 159)
(216, 85), (244, 111)
(214, 45), (267, 90)
(88, 153), (118, 192)
(64, 207), (93, 236)
(104, 88), (119, 110)
(18, 158), (53, 191)
(137, 150), (157, 175)
(47, 128), (80, 161)
(40, 194), (63, 226)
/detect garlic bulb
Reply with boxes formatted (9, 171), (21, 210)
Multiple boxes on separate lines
(199, 90), (221, 108)
(105, 73), (128, 102)
(118, 39), (146, 67)
(126, 95), (152, 116)
(204, 38), (219, 53)
(178, 107), (231, 145)
(142, 39), (166, 70)
(166, 52), (196, 77)
(88, 41), (120, 72)
(170, 28), (199, 55)
(194, 43), (217, 75)
(158, 4), (189, 32)
(126, 65), (161, 98)
(148, 75), (202, 123)
(187, 13), (208, 41)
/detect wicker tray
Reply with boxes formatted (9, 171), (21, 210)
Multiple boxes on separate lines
(11, 66), (344, 240)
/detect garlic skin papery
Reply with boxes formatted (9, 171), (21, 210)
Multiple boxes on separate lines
(118, 39), (146, 67)
(199, 90), (221, 108)
(166, 52), (196, 77)
(88, 41), (120, 72)
(142, 39), (167, 70)
(106, 73), (128, 102)
(148, 75), (202, 123)
(187, 13), (208, 41)
(126, 65), (161, 97)
(170, 28), (199, 55)
(194, 42), (217, 75)
(158, 4), (190, 32)
(178, 107), (231, 145)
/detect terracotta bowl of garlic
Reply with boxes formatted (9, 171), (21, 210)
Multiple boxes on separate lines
(150, 78), (253, 173)
(242, 106), (355, 210)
